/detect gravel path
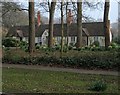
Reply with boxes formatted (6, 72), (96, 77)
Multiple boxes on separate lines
(2, 63), (119, 76)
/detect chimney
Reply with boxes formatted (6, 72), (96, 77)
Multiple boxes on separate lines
(67, 9), (73, 24)
(37, 11), (41, 27)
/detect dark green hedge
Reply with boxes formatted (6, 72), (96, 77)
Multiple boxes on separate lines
(2, 38), (20, 47)
(2, 51), (119, 71)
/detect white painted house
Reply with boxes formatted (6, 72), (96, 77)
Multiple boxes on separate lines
(7, 22), (112, 46)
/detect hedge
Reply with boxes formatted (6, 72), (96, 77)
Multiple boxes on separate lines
(2, 51), (119, 71)
(2, 38), (20, 47)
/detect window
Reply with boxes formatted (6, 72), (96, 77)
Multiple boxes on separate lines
(94, 37), (98, 41)
(71, 36), (75, 42)
(38, 37), (41, 42)
(57, 37), (60, 41)
(25, 37), (28, 43)
(44, 32), (47, 35)
(56, 37), (61, 44)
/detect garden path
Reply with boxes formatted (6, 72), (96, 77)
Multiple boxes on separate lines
(2, 63), (119, 76)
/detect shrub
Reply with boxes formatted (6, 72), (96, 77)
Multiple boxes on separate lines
(81, 47), (85, 50)
(3, 48), (10, 58)
(11, 55), (22, 64)
(69, 43), (75, 47)
(19, 41), (28, 47)
(54, 45), (69, 52)
(19, 41), (28, 52)
(77, 48), (81, 51)
(4, 47), (10, 51)
(90, 46), (99, 51)
(88, 80), (107, 92)
(2, 49), (119, 71)
(54, 45), (61, 50)
(35, 44), (41, 50)
(110, 42), (118, 49)
(48, 48), (56, 52)
(108, 46), (113, 51)
(113, 36), (120, 45)
(69, 43), (75, 50)
(2, 38), (20, 47)
(84, 46), (91, 50)
(91, 41), (100, 47)
(40, 45), (47, 49)
(68, 45), (73, 50)
(3, 53), (22, 64)
(20, 56), (30, 65)
(76, 47), (86, 51)
(63, 46), (68, 52)
(3, 48), (11, 63)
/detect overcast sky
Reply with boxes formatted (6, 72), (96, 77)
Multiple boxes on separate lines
(109, 0), (118, 23)
(14, 0), (119, 23)
(88, 0), (118, 23)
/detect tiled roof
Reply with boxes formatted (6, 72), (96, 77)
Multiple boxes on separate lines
(7, 22), (104, 37)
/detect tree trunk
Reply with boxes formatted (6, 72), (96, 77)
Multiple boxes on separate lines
(66, 2), (69, 47)
(76, 1), (82, 48)
(61, 1), (64, 57)
(118, 1), (120, 37)
(104, 0), (110, 49)
(29, 1), (35, 54)
(48, 1), (56, 48)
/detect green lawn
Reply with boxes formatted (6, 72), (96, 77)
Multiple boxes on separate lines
(2, 67), (119, 93)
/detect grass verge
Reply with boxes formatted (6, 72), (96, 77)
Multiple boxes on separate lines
(2, 67), (119, 93)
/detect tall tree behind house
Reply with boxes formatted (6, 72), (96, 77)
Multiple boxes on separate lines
(61, 1), (64, 57)
(76, 1), (82, 48)
(29, 0), (35, 54)
(66, 2), (69, 47)
(66, 8), (73, 47)
(104, 0), (110, 49)
(48, 1), (56, 48)
(2, 2), (29, 28)
(118, 2), (120, 38)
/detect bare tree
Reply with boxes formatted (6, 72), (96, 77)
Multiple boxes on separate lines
(118, 1), (120, 38)
(76, 1), (82, 48)
(37, 1), (56, 47)
(66, 2), (73, 47)
(104, 0), (110, 49)
(48, 0), (56, 48)
(29, 1), (35, 54)
(66, 2), (69, 47)
(2, 2), (29, 28)
(61, 1), (64, 57)
(71, 1), (103, 22)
